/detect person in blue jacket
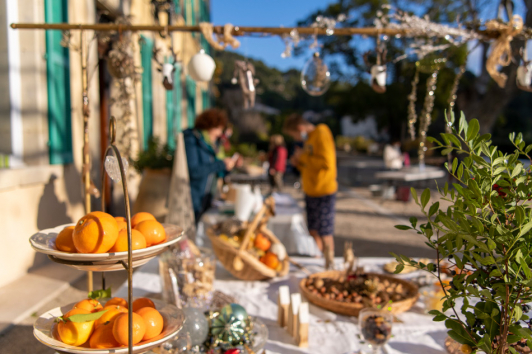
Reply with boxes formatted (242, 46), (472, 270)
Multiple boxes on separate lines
(184, 109), (236, 222)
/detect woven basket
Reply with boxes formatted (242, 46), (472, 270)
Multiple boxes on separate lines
(207, 197), (289, 281)
(299, 270), (419, 317)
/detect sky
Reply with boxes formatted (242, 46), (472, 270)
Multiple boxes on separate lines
(211, 0), (337, 71)
(212, 0), (530, 76)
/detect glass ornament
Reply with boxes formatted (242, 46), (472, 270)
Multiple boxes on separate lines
(182, 307), (209, 346)
(301, 52), (331, 96)
(104, 156), (128, 182)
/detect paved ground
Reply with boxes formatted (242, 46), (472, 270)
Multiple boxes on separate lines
(0, 180), (450, 353)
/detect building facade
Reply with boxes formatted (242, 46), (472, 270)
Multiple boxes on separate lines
(0, 0), (211, 287)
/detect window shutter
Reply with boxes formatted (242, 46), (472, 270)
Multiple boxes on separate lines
(186, 76), (196, 128)
(140, 35), (154, 150)
(166, 63), (182, 150)
(45, 0), (73, 165)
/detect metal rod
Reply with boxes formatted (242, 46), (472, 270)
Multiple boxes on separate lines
(79, 29), (94, 293)
(101, 117), (134, 354)
(9, 22), (499, 38)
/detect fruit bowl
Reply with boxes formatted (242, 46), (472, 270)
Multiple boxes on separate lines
(29, 223), (184, 271)
(33, 298), (184, 354)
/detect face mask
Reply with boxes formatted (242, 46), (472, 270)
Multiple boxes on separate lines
(301, 131), (308, 141)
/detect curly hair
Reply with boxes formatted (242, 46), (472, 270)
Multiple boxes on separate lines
(194, 108), (228, 131)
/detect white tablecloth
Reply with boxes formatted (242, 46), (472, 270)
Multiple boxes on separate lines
(196, 193), (321, 257)
(117, 257), (447, 354)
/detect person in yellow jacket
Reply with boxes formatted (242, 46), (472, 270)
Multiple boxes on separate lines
(283, 114), (337, 256)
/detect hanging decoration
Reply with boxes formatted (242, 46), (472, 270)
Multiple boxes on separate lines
(516, 45), (532, 91)
(446, 64), (466, 132)
(485, 15), (523, 88)
(312, 14), (347, 36)
(151, 0), (175, 38)
(152, 46), (180, 90)
(280, 29), (300, 58)
(199, 22), (241, 50)
(301, 52), (331, 96)
(231, 60), (259, 109)
(407, 59), (446, 167)
(187, 49), (216, 82)
(363, 42), (387, 93)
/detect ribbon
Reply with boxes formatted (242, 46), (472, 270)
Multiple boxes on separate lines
(199, 22), (240, 51)
(485, 14), (523, 88)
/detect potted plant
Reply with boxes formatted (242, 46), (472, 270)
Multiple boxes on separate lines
(394, 112), (532, 354)
(131, 137), (174, 220)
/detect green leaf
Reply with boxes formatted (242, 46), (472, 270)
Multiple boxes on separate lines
(452, 158), (458, 174)
(487, 239), (496, 251)
(66, 309), (108, 323)
(428, 202), (440, 217)
(446, 318), (475, 345)
(466, 119), (480, 142)
(519, 221), (532, 237)
(411, 187), (418, 204)
(409, 217), (417, 228)
(514, 305), (523, 322)
(512, 164), (523, 178)
(493, 166), (506, 175)
(88, 288), (112, 300)
(459, 112), (468, 134)
(394, 225), (411, 230)
(421, 189), (431, 209)
(393, 264), (405, 274)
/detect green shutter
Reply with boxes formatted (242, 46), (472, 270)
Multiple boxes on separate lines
(166, 62), (182, 150)
(140, 35), (154, 150)
(184, 0), (197, 37)
(186, 76), (196, 128)
(45, 0), (73, 165)
(199, 0), (211, 54)
(201, 89), (210, 111)
(173, 0), (181, 16)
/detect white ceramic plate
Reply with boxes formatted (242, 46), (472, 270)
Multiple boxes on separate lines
(29, 223), (184, 271)
(33, 298), (184, 354)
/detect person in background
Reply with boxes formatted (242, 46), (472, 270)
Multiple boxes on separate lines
(383, 137), (404, 170)
(184, 109), (237, 222)
(283, 114), (337, 263)
(268, 134), (288, 193)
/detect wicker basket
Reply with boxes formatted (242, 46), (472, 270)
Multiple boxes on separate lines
(207, 197), (289, 281)
(299, 270), (419, 317)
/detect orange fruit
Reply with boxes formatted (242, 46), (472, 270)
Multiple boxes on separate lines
(254, 233), (271, 252)
(55, 226), (77, 253)
(95, 306), (128, 328)
(116, 220), (127, 231)
(112, 312), (146, 346)
(134, 220), (166, 246)
(90, 322), (120, 348)
(74, 299), (103, 313)
(260, 251), (279, 269)
(73, 212), (119, 253)
(105, 297), (128, 309)
(115, 216), (126, 223)
(131, 212), (156, 228)
(51, 322), (61, 341)
(135, 307), (164, 340)
(132, 298), (155, 312)
(57, 308), (95, 346)
(109, 229), (147, 252)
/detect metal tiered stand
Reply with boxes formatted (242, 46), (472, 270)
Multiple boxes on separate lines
(30, 118), (185, 354)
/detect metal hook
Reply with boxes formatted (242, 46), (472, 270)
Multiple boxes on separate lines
(109, 117), (117, 144)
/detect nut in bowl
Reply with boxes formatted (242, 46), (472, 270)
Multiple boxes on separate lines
(33, 297), (184, 354)
(300, 270), (419, 317)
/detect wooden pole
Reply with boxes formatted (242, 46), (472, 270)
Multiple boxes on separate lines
(9, 22), (499, 39)
(80, 30), (93, 293)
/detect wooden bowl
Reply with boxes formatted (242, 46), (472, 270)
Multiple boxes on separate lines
(299, 270), (419, 317)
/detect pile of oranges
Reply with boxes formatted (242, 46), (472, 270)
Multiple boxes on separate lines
(52, 297), (164, 348)
(55, 211), (167, 253)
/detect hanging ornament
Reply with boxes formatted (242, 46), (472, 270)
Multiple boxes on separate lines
(152, 46), (180, 90)
(301, 52), (331, 96)
(516, 45), (532, 91)
(187, 49), (216, 82)
(363, 40), (387, 93)
(232, 60), (259, 109)
(407, 66), (420, 141)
